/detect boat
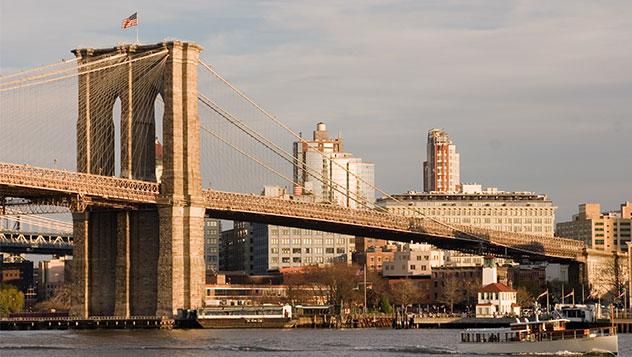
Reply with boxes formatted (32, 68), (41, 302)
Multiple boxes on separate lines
(554, 303), (602, 324)
(195, 304), (295, 328)
(459, 318), (618, 355)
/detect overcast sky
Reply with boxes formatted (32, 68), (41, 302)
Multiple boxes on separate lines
(1, 0), (631, 221)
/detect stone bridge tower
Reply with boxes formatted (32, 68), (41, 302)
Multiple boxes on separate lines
(71, 41), (205, 318)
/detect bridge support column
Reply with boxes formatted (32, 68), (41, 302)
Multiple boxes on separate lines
(156, 206), (205, 317)
(155, 41), (205, 317)
(70, 211), (90, 318)
(114, 211), (131, 317)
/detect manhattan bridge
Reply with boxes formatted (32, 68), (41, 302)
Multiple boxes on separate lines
(0, 41), (600, 319)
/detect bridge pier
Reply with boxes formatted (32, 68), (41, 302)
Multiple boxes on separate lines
(114, 211), (131, 317)
(70, 41), (205, 318)
(70, 211), (90, 318)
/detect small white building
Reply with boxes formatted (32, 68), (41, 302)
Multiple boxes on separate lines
(476, 283), (520, 317)
(476, 256), (520, 317)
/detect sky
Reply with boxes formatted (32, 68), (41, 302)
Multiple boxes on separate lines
(1, 0), (631, 221)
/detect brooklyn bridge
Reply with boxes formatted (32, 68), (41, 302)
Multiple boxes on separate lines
(0, 41), (604, 319)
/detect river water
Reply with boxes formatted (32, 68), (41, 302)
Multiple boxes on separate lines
(1, 329), (630, 356)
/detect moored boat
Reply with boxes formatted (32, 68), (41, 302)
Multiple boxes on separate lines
(196, 304), (295, 329)
(459, 318), (618, 355)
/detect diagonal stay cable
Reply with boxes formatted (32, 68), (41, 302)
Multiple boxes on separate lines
(198, 93), (376, 211)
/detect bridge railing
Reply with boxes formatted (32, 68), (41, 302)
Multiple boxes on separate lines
(203, 190), (411, 231)
(0, 163), (159, 203)
(205, 189), (583, 260)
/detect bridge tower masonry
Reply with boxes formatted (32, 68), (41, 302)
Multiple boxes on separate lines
(70, 41), (205, 318)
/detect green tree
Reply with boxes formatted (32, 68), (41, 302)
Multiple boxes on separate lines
(0, 283), (25, 316)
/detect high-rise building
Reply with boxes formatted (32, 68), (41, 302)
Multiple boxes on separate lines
(204, 216), (221, 274)
(293, 122), (375, 209)
(423, 129), (460, 192)
(557, 202), (632, 253)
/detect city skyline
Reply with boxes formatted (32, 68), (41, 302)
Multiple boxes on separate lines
(1, 1), (630, 220)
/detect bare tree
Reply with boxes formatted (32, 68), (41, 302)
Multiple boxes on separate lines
(34, 283), (71, 312)
(595, 254), (628, 304)
(438, 276), (466, 313)
(389, 279), (421, 313)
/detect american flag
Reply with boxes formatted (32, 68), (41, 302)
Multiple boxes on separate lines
(121, 13), (138, 29)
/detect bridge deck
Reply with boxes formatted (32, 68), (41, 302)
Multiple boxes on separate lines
(0, 162), (585, 261)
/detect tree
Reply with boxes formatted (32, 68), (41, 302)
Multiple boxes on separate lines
(34, 283), (72, 312)
(0, 283), (24, 316)
(594, 254), (627, 304)
(389, 279), (420, 313)
(438, 276), (465, 313)
(516, 286), (534, 309)
(294, 263), (362, 312)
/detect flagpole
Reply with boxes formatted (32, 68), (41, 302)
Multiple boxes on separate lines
(562, 284), (565, 305)
(546, 290), (550, 316)
(136, 13), (139, 44)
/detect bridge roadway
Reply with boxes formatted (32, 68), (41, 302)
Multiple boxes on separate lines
(0, 162), (585, 261)
(0, 230), (73, 255)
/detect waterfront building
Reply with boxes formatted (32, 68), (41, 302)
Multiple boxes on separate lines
(222, 186), (356, 275)
(293, 122), (375, 209)
(251, 223), (355, 274)
(355, 237), (389, 252)
(204, 216), (221, 274)
(556, 202), (632, 253)
(0, 255), (34, 299)
(37, 256), (72, 300)
(377, 190), (556, 236)
(219, 221), (252, 273)
(353, 248), (395, 272)
(204, 281), (327, 307)
(475, 283), (520, 317)
(476, 257), (520, 317)
(508, 263), (569, 293)
(423, 128), (460, 193)
(382, 244), (444, 278)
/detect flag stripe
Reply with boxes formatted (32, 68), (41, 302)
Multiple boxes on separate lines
(121, 13), (138, 29)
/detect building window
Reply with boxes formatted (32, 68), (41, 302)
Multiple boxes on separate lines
(282, 257), (290, 263)
(326, 248), (335, 254)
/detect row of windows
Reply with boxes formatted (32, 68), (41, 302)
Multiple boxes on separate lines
(388, 207), (553, 216)
(270, 247), (345, 255)
(269, 238), (353, 246)
(268, 228), (352, 238)
(270, 256), (337, 264)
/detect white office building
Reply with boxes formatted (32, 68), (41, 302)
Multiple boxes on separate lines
(382, 243), (444, 277)
(293, 122), (375, 209)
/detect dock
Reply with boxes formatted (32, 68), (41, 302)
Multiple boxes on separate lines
(0, 316), (174, 330)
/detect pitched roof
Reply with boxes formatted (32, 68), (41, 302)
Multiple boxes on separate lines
(479, 282), (516, 293)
